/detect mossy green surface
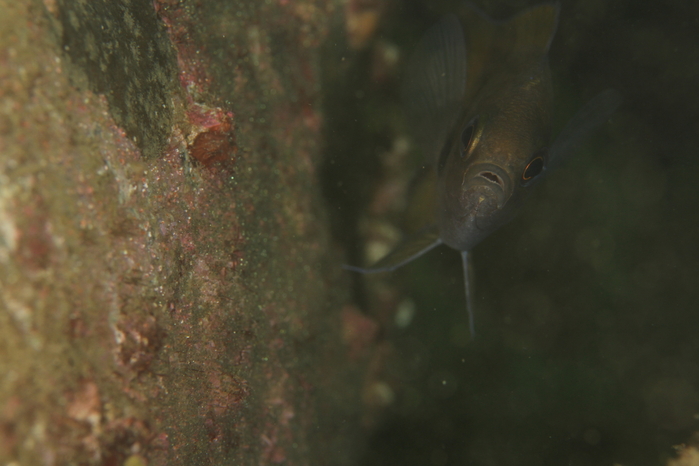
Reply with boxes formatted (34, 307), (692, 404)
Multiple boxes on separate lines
(56, 0), (178, 160)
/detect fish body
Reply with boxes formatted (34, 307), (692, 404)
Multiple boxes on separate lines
(345, 3), (621, 336)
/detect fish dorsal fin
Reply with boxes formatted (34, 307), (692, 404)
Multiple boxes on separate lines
(402, 15), (467, 165)
(507, 3), (560, 57)
(462, 2), (559, 56)
(343, 224), (442, 274)
(548, 89), (622, 169)
(458, 3), (559, 97)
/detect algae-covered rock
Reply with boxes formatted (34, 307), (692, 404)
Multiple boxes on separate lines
(0, 0), (376, 464)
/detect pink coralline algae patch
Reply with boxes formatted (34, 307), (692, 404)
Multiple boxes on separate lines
(261, 429), (287, 464)
(342, 305), (380, 361)
(207, 372), (249, 418)
(155, 1), (239, 174)
(48, 74), (251, 461)
(195, 368), (250, 447)
(154, 0), (212, 97)
(15, 198), (54, 271)
(65, 381), (101, 428)
(345, 0), (386, 49)
(260, 383), (295, 465)
(56, 379), (162, 464)
(113, 315), (166, 378)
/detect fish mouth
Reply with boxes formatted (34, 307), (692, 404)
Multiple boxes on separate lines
(461, 163), (512, 205)
(460, 163), (513, 230)
(478, 170), (506, 190)
(463, 163), (511, 198)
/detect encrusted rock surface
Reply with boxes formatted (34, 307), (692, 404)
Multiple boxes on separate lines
(0, 0), (377, 464)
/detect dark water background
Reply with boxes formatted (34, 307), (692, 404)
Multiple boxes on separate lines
(321, 0), (699, 465)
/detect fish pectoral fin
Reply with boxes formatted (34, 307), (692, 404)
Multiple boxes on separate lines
(461, 250), (476, 339)
(548, 89), (623, 169)
(405, 165), (438, 227)
(343, 225), (442, 274)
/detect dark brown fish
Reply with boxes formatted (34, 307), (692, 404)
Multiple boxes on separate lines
(345, 3), (621, 336)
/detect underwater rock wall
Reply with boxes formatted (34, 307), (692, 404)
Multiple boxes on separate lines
(0, 0), (377, 464)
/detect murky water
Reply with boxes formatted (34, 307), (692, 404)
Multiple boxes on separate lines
(322, 1), (699, 465)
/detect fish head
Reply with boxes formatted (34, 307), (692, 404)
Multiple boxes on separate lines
(437, 70), (553, 251)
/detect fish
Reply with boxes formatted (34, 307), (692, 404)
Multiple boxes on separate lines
(344, 3), (621, 337)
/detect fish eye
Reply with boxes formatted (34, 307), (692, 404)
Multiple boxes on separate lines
(460, 117), (478, 157)
(521, 150), (546, 184)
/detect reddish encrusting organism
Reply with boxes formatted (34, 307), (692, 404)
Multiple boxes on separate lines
(16, 198), (54, 271)
(189, 128), (234, 168)
(113, 315), (166, 377)
(156, 0), (239, 173)
(153, 0), (212, 97)
(186, 105), (237, 170)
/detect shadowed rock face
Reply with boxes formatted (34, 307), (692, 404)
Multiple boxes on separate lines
(57, 0), (178, 160)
